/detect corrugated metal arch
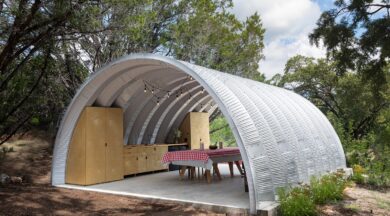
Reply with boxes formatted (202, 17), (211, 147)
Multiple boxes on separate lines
(51, 53), (346, 214)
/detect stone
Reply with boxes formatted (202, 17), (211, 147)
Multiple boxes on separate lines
(0, 173), (10, 185)
(10, 176), (23, 184)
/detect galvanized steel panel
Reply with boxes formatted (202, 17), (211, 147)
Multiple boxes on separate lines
(52, 54), (347, 214)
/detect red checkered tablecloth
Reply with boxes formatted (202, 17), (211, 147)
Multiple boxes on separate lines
(161, 147), (240, 164)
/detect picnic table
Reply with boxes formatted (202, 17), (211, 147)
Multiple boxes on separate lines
(162, 147), (243, 183)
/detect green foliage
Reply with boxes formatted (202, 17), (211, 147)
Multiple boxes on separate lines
(305, 2), (390, 188)
(273, 55), (390, 188)
(209, 116), (236, 146)
(30, 117), (40, 126)
(310, 173), (347, 204)
(171, 6), (265, 79)
(278, 187), (317, 216)
(351, 165), (366, 184)
(366, 173), (390, 188)
(278, 172), (348, 216)
(0, 0), (265, 143)
(309, 0), (390, 89)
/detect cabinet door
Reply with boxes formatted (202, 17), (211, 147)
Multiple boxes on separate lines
(106, 108), (124, 181)
(155, 146), (168, 170)
(137, 149), (148, 173)
(189, 112), (210, 150)
(123, 147), (138, 175)
(66, 111), (86, 185)
(85, 107), (106, 185)
(145, 147), (155, 171)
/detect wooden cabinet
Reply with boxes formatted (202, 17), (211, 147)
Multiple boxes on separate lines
(66, 107), (124, 185)
(123, 146), (139, 175)
(179, 112), (210, 149)
(105, 109), (124, 181)
(123, 145), (168, 175)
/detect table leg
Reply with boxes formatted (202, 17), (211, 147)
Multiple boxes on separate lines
(228, 162), (234, 177)
(179, 166), (187, 180)
(212, 163), (222, 180)
(190, 167), (196, 180)
(205, 170), (211, 183)
(235, 161), (244, 175)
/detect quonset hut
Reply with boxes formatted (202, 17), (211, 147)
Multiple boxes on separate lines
(52, 54), (347, 214)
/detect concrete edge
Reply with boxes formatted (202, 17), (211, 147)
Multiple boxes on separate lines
(341, 167), (354, 178)
(55, 184), (250, 215)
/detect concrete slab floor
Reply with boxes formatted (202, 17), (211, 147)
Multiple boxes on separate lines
(59, 164), (251, 213)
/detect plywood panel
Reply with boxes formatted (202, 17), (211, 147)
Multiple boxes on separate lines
(66, 110), (86, 185)
(179, 112), (210, 149)
(179, 114), (191, 146)
(124, 155), (138, 175)
(123, 145), (168, 174)
(85, 107), (106, 185)
(143, 146), (153, 171)
(105, 108), (124, 181)
(155, 146), (168, 170)
(123, 146), (138, 175)
(190, 112), (210, 149)
(137, 151), (148, 173)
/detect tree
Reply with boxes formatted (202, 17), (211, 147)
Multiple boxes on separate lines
(209, 116), (236, 146)
(0, 1), (104, 144)
(75, 0), (265, 79)
(169, 2), (265, 79)
(272, 55), (390, 185)
(310, 0), (390, 92)
(275, 55), (389, 139)
(0, 0), (266, 144)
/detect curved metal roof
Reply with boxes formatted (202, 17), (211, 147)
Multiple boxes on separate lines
(51, 53), (346, 214)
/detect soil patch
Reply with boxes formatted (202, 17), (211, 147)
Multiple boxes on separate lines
(0, 132), (224, 216)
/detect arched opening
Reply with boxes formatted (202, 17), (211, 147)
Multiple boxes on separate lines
(52, 54), (256, 214)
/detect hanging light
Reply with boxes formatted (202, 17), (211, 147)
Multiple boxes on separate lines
(176, 94), (179, 100)
(167, 91), (170, 98)
(144, 84), (147, 93)
(200, 103), (203, 109)
(201, 88), (204, 93)
(157, 97), (160, 106)
(180, 89), (183, 96)
(151, 88), (154, 94)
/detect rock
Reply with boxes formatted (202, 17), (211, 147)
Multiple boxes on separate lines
(21, 174), (32, 183)
(10, 176), (23, 184)
(0, 173), (10, 185)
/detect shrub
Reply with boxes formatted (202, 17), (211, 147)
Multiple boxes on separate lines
(351, 173), (365, 184)
(278, 172), (348, 216)
(351, 165), (366, 184)
(278, 187), (317, 216)
(350, 164), (390, 188)
(352, 164), (365, 175)
(310, 173), (347, 204)
(366, 173), (390, 188)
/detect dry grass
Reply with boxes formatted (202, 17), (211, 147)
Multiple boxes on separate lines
(318, 183), (390, 216)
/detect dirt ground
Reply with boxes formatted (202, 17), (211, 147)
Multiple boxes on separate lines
(0, 132), (389, 216)
(0, 132), (224, 216)
(319, 186), (390, 216)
